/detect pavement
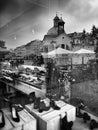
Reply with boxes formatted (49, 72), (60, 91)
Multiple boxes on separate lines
(73, 114), (98, 130)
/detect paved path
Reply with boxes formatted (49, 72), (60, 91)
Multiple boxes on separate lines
(73, 115), (98, 130)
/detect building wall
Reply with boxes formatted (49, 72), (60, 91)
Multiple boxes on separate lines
(68, 31), (96, 65)
(14, 46), (26, 58)
(55, 34), (72, 49)
(72, 45), (94, 51)
(43, 33), (72, 53)
(25, 40), (43, 56)
(72, 55), (95, 65)
(74, 39), (81, 45)
(0, 41), (6, 48)
(72, 45), (95, 65)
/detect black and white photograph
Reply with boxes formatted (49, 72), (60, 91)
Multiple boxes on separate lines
(0, 0), (98, 130)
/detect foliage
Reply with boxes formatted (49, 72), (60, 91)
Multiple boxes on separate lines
(45, 59), (60, 95)
(91, 25), (97, 37)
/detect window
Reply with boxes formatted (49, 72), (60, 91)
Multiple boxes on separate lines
(66, 45), (69, 50)
(61, 44), (65, 49)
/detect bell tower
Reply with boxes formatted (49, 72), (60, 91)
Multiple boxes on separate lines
(58, 16), (65, 35)
(53, 14), (60, 27)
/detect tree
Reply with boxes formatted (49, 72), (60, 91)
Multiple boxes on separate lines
(81, 29), (86, 47)
(92, 25), (98, 79)
(91, 25), (97, 37)
(45, 59), (60, 98)
(94, 41), (98, 55)
(46, 60), (53, 88)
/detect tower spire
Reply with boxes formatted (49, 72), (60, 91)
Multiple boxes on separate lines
(58, 14), (65, 35)
(53, 13), (59, 27)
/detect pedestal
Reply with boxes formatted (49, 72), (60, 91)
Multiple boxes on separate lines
(25, 100), (76, 130)
(1, 107), (37, 130)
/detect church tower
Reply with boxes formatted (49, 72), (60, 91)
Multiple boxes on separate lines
(58, 17), (65, 35)
(53, 14), (60, 27)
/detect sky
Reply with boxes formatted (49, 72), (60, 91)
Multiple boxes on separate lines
(0, 0), (98, 49)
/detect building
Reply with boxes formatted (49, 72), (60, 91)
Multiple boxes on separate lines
(14, 45), (26, 58)
(0, 40), (6, 49)
(43, 14), (72, 53)
(25, 40), (44, 56)
(14, 40), (44, 60)
(68, 31), (95, 65)
(0, 41), (9, 60)
(68, 30), (95, 51)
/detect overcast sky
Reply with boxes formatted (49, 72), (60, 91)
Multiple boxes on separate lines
(0, 0), (98, 49)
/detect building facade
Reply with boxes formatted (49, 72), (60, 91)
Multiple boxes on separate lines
(68, 31), (95, 65)
(68, 31), (95, 51)
(14, 45), (26, 58)
(14, 40), (44, 59)
(0, 40), (6, 49)
(43, 15), (72, 53)
(25, 40), (44, 56)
